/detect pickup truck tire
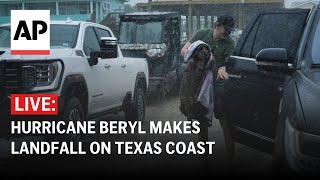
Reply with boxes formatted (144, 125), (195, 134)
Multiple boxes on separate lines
(62, 97), (84, 142)
(124, 85), (145, 122)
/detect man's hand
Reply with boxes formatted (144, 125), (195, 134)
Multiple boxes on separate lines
(217, 67), (229, 80)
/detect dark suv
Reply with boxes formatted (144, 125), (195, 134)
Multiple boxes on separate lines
(224, 5), (320, 173)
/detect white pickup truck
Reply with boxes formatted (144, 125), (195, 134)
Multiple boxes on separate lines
(0, 20), (149, 137)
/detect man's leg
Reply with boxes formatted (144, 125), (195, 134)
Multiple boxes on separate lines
(214, 80), (235, 161)
(198, 119), (209, 143)
(197, 119), (209, 174)
(219, 119), (235, 161)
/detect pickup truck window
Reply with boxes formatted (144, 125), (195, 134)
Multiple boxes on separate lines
(0, 24), (79, 48)
(51, 25), (78, 48)
(83, 26), (101, 56)
(0, 26), (10, 47)
(94, 27), (111, 40)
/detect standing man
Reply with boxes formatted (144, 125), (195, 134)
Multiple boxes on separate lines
(180, 15), (236, 161)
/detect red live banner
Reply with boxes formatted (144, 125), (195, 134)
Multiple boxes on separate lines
(11, 94), (58, 115)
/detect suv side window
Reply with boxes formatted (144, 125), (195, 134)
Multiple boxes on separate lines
(311, 11), (320, 64)
(305, 10), (320, 65)
(235, 10), (309, 63)
(252, 13), (306, 62)
(83, 26), (101, 56)
(237, 16), (261, 58)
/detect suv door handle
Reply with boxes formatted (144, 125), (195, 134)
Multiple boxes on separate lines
(105, 64), (111, 68)
(229, 74), (242, 79)
(121, 64), (126, 68)
(278, 85), (284, 92)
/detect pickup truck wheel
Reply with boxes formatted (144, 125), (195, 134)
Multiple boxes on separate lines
(62, 97), (84, 142)
(124, 86), (145, 122)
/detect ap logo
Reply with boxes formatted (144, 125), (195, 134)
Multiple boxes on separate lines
(11, 10), (50, 55)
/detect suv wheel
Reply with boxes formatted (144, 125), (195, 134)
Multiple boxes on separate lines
(62, 97), (84, 142)
(124, 85), (146, 121)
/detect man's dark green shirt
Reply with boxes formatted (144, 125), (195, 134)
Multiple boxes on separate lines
(189, 28), (235, 70)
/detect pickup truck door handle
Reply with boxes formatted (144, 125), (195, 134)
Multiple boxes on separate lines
(105, 64), (111, 68)
(229, 74), (242, 79)
(121, 64), (126, 68)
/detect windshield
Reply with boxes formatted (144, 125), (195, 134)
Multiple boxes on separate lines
(50, 25), (79, 48)
(0, 26), (10, 47)
(119, 21), (162, 44)
(0, 24), (79, 48)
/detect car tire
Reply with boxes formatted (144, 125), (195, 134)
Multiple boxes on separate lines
(62, 97), (84, 142)
(44, 97), (85, 150)
(124, 85), (146, 122)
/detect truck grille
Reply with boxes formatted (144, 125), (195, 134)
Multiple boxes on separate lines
(3, 61), (23, 94)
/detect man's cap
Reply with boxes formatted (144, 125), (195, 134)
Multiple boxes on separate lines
(217, 15), (235, 33)
(184, 40), (211, 62)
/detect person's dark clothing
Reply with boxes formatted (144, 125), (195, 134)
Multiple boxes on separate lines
(188, 28), (235, 119)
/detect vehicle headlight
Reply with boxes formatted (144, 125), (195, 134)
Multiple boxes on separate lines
(36, 62), (58, 86)
(299, 132), (320, 158)
(146, 48), (165, 58)
(22, 61), (59, 88)
(285, 118), (320, 172)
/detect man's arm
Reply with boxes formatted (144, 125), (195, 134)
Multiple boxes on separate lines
(180, 29), (207, 58)
(217, 41), (235, 80)
(217, 66), (228, 80)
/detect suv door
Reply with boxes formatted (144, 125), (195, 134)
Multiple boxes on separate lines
(224, 9), (310, 153)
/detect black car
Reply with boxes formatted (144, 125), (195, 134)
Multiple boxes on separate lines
(224, 5), (320, 173)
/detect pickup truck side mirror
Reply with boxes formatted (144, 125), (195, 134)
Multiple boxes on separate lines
(256, 48), (289, 71)
(100, 37), (118, 59)
(88, 51), (100, 66)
